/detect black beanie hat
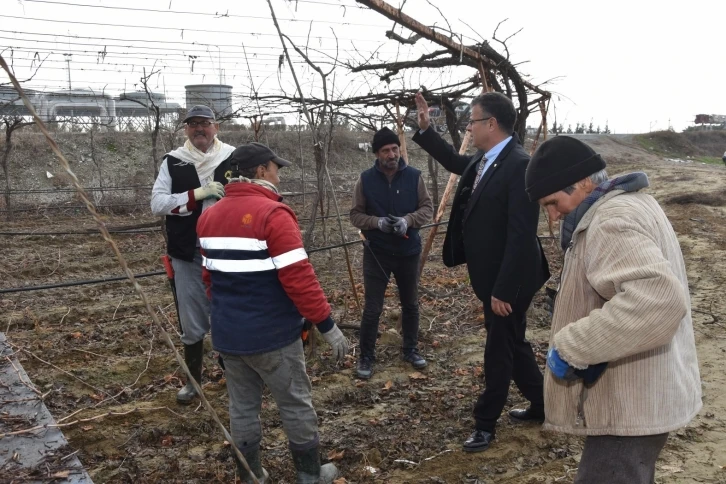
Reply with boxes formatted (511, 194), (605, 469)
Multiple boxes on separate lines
(372, 127), (400, 153)
(525, 136), (607, 201)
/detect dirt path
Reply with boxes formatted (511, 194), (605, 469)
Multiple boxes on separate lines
(1, 135), (724, 483)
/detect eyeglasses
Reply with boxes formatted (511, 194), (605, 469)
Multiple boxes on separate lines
(187, 120), (214, 128)
(467, 116), (493, 126)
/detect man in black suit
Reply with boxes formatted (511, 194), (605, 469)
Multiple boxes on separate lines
(413, 92), (550, 452)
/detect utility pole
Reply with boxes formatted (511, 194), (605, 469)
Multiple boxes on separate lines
(216, 45), (222, 84)
(63, 53), (72, 91)
(63, 53), (73, 128)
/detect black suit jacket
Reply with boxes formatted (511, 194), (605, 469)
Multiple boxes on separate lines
(413, 127), (550, 310)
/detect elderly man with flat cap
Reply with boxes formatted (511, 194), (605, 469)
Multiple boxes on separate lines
(151, 105), (235, 404)
(526, 136), (701, 484)
(197, 142), (347, 484)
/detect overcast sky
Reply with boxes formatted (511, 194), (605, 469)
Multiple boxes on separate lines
(2, 0), (724, 133)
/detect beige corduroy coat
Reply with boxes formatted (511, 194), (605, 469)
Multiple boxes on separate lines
(544, 190), (702, 436)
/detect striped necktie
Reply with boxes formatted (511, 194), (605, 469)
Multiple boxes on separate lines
(472, 156), (488, 191)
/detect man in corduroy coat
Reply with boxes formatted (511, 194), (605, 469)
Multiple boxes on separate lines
(525, 136), (702, 484)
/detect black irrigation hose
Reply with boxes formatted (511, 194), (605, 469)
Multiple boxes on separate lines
(0, 172), (419, 196)
(1, 178), (446, 199)
(0, 200), (452, 235)
(0, 271), (165, 294)
(0, 202), (150, 213)
(2, 185), (153, 194)
(0, 220), (451, 294)
(0, 175), (365, 195)
(0, 192), (317, 213)
(0, 228), (161, 236)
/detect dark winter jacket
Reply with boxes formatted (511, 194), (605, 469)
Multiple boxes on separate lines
(197, 182), (333, 355)
(412, 127), (549, 310)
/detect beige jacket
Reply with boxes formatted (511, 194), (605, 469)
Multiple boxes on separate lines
(544, 190), (702, 436)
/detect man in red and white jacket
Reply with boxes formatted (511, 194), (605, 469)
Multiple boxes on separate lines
(197, 142), (346, 484)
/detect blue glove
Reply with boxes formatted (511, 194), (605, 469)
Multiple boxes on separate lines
(548, 347), (608, 384)
(547, 347), (577, 381)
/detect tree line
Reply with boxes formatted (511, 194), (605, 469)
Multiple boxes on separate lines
(550, 120), (611, 135)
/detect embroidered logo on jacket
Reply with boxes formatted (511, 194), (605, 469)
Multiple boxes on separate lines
(241, 213), (253, 226)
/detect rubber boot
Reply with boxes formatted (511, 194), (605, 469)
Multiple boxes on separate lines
(176, 340), (203, 404)
(291, 447), (339, 484)
(236, 445), (269, 484)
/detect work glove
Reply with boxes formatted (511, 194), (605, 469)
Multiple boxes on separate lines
(320, 324), (349, 363)
(377, 217), (394, 234)
(387, 214), (408, 237)
(547, 347), (608, 385)
(574, 362), (608, 385)
(193, 181), (225, 201)
(547, 347), (577, 381)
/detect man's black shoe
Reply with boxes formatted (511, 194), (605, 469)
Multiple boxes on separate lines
(357, 356), (374, 379)
(462, 430), (494, 453)
(402, 350), (427, 369)
(508, 406), (545, 423)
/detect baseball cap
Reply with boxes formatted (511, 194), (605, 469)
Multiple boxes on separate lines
(229, 142), (292, 170)
(183, 105), (216, 123)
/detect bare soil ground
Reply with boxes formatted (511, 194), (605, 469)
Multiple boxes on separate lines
(1, 134), (725, 483)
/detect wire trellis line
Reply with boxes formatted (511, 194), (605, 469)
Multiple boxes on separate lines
(0, 221), (451, 294)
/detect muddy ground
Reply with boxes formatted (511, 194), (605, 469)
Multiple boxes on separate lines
(1, 134), (725, 483)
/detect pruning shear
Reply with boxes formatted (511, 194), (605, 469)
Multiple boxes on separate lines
(386, 213), (409, 239)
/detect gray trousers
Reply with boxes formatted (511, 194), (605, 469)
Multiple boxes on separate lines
(170, 250), (210, 345)
(223, 339), (319, 452)
(575, 433), (669, 484)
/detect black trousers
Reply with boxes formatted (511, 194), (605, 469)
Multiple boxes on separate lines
(359, 248), (420, 359)
(473, 302), (544, 432)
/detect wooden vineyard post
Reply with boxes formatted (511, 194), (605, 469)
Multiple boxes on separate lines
(531, 98), (551, 155)
(530, 118), (544, 155)
(395, 102), (408, 164)
(542, 98), (550, 141)
(418, 139), (468, 277)
(530, 100), (558, 242)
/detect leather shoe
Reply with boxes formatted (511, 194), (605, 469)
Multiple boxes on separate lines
(402, 350), (427, 369)
(356, 356), (374, 379)
(509, 406), (545, 423)
(462, 429), (494, 453)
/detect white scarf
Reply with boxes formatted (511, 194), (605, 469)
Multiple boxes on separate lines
(167, 137), (236, 185)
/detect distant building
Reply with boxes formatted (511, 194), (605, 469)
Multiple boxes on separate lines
(185, 84), (233, 120)
(694, 114), (726, 125)
(262, 116), (286, 130)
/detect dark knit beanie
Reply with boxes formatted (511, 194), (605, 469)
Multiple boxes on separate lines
(372, 127), (400, 153)
(525, 136), (607, 201)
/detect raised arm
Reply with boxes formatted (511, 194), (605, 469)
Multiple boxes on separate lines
(411, 93), (473, 175)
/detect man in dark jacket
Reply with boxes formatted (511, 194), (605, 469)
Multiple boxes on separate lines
(150, 105), (235, 404)
(197, 143), (347, 484)
(350, 127), (434, 379)
(413, 92), (550, 452)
